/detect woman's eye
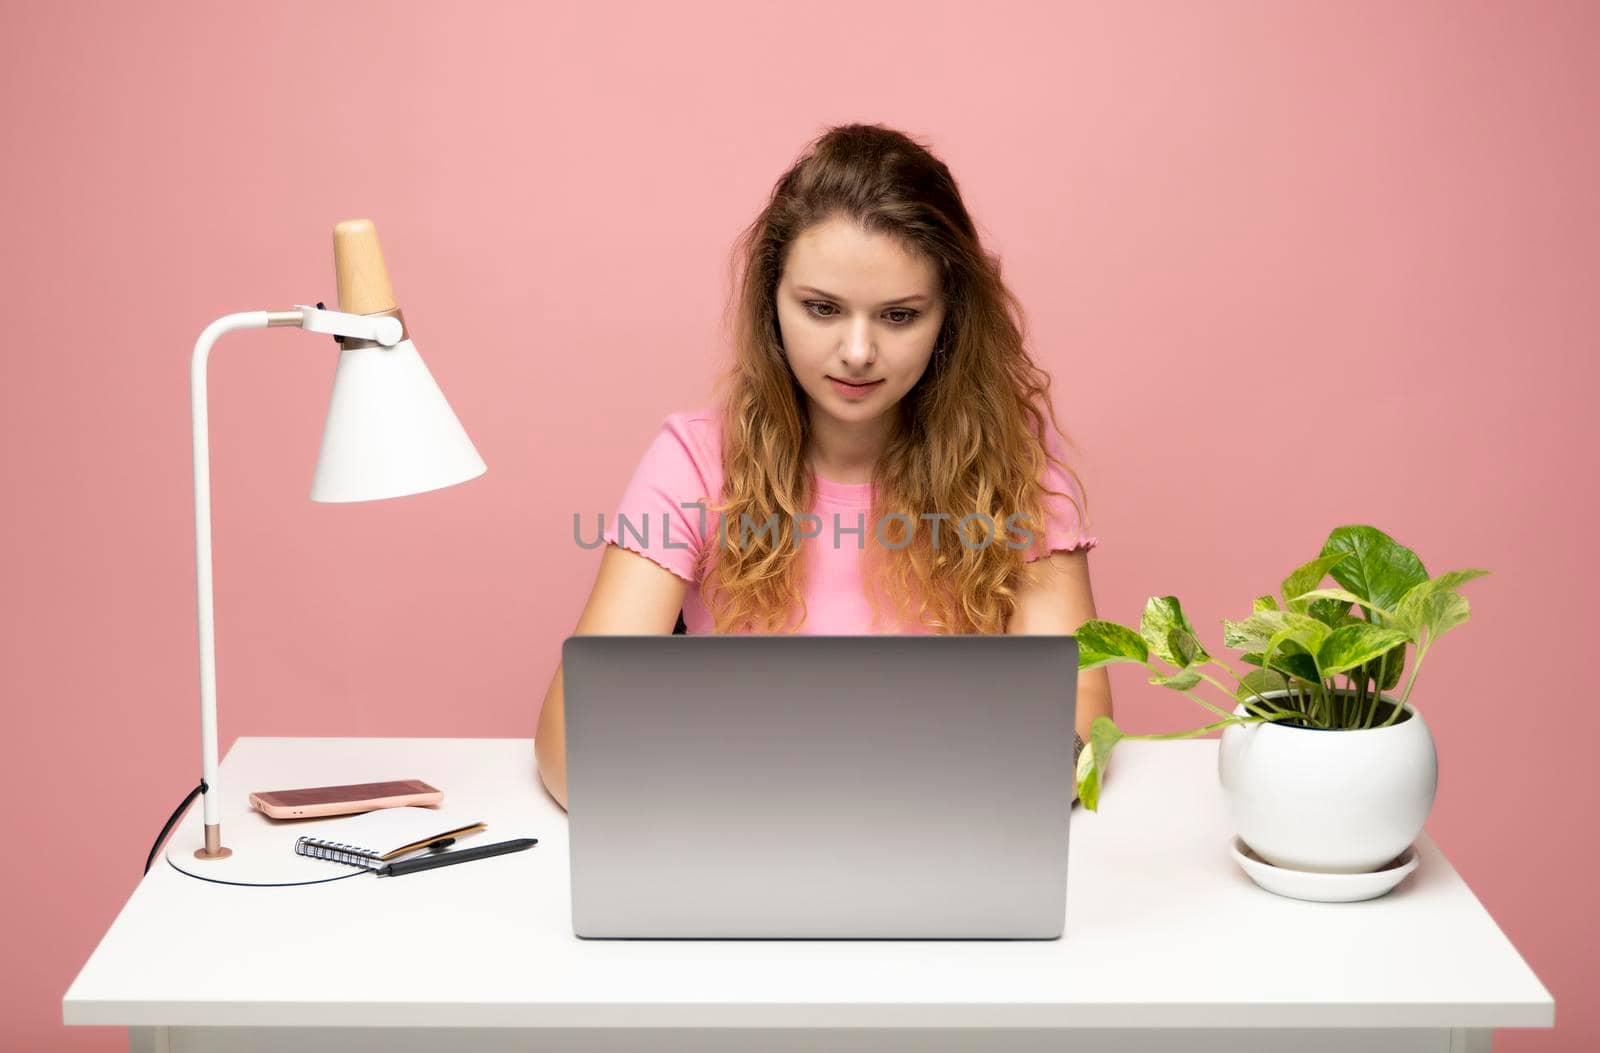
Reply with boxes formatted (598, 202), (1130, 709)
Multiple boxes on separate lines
(804, 301), (918, 326)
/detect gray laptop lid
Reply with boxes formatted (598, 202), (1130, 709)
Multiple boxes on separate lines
(563, 634), (1078, 939)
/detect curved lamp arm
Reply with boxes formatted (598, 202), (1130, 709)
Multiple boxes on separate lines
(187, 305), (419, 861)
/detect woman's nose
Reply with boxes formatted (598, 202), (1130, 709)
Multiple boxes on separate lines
(841, 319), (877, 366)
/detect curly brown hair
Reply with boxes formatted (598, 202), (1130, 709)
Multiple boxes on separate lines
(696, 122), (1090, 634)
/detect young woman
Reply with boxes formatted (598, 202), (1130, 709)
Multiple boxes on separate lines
(537, 123), (1111, 810)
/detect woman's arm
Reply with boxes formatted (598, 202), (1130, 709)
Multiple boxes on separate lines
(535, 543), (690, 810)
(1007, 547), (1113, 743)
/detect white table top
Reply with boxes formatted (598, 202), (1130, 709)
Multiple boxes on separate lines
(63, 736), (1553, 1030)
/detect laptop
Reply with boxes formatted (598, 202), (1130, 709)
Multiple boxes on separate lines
(562, 634), (1079, 939)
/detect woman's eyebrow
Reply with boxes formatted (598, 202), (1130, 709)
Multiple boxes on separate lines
(795, 285), (932, 307)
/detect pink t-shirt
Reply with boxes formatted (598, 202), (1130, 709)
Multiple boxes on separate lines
(598, 408), (1099, 634)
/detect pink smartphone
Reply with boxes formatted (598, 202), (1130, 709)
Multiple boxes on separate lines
(248, 779), (443, 819)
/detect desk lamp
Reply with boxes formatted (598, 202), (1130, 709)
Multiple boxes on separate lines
(187, 218), (485, 861)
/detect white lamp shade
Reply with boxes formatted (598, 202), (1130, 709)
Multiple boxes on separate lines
(310, 339), (486, 503)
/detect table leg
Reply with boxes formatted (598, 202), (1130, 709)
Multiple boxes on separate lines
(128, 1027), (171, 1053)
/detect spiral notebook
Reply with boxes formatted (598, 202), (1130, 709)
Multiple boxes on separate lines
(294, 806), (487, 871)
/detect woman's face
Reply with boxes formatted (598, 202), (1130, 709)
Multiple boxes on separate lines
(776, 215), (946, 427)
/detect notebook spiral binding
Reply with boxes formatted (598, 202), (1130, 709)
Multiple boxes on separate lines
(295, 835), (386, 871)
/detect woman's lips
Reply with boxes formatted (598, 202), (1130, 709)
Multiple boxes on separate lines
(828, 376), (885, 400)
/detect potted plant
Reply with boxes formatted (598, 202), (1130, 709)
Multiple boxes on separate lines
(1072, 525), (1487, 874)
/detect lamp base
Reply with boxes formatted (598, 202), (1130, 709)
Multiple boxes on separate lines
(194, 823), (232, 860)
(168, 808), (370, 886)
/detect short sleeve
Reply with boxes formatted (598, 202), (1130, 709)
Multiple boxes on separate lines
(599, 413), (718, 583)
(1025, 424), (1099, 562)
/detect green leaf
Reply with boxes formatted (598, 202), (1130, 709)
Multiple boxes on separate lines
(1315, 623), (1412, 677)
(1167, 628), (1208, 667)
(1282, 553), (1350, 613)
(1140, 597), (1209, 668)
(1357, 641), (1407, 691)
(1076, 715), (1125, 811)
(1393, 569), (1490, 639)
(1075, 620), (1149, 671)
(1225, 609), (1319, 646)
(1264, 615), (1333, 661)
(1241, 648), (1319, 685)
(1296, 587), (1392, 620)
(1415, 590), (1472, 642)
(1224, 617), (1272, 650)
(1234, 610), (1328, 684)
(1321, 525), (1430, 612)
(1236, 668), (1290, 708)
(1253, 595), (1279, 613)
(1308, 594), (1356, 628)
(1263, 642), (1322, 685)
(1149, 669), (1203, 691)
(1407, 568), (1492, 597)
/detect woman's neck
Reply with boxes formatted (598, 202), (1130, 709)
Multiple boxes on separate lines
(806, 404), (892, 485)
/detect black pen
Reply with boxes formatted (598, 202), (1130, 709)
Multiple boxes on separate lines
(378, 837), (538, 877)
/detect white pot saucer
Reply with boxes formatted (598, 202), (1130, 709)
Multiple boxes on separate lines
(1229, 836), (1419, 903)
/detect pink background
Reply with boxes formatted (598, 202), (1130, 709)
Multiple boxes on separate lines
(4, 0), (1594, 1047)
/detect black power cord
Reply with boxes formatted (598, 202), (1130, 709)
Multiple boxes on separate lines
(146, 780), (207, 875)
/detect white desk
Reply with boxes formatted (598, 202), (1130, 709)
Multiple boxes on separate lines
(64, 737), (1553, 1052)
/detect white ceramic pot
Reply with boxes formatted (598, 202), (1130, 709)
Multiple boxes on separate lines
(1217, 689), (1437, 874)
